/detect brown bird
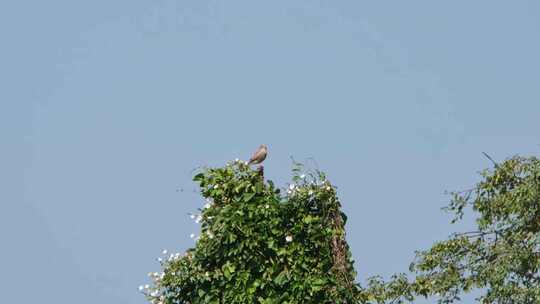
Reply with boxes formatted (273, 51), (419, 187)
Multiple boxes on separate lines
(247, 144), (268, 165)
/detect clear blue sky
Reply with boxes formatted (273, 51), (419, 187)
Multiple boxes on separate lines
(3, 1), (540, 303)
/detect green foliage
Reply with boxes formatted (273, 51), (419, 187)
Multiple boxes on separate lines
(364, 156), (540, 303)
(143, 155), (540, 303)
(144, 160), (360, 304)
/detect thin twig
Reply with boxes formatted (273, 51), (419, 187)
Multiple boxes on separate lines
(482, 152), (499, 168)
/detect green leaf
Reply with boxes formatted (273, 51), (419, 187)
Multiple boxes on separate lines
(274, 270), (289, 286)
(243, 192), (256, 202)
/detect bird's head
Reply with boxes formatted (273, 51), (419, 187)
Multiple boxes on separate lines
(260, 144), (268, 151)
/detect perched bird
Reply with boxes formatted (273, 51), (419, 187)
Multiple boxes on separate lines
(247, 144), (268, 165)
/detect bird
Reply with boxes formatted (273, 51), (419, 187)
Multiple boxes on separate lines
(247, 144), (268, 165)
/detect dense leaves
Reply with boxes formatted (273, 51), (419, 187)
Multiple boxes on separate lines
(144, 155), (540, 303)
(144, 160), (360, 304)
(364, 156), (540, 303)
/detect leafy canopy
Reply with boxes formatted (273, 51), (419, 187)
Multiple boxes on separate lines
(143, 160), (360, 304)
(143, 155), (540, 304)
(364, 156), (540, 303)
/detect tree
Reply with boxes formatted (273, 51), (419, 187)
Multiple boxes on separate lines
(142, 160), (360, 304)
(142, 155), (540, 303)
(364, 155), (540, 303)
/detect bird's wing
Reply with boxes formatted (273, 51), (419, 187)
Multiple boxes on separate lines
(249, 148), (265, 163)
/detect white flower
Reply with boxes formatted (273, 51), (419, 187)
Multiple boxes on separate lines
(138, 285), (144, 292)
(157, 257), (163, 263)
(204, 198), (214, 209)
(234, 158), (239, 162)
(195, 215), (202, 223)
(162, 249), (168, 255)
(265, 204), (269, 209)
(300, 174), (306, 179)
(285, 235), (293, 242)
(150, 290), (159, 297)
(308, 190), (314, 195)
(289, 184), (295, 190)
(144, 284), (150, 289)
(207, 231), (214, 239)
(190, 233), (196, 239)
(190, 214), (196, 219)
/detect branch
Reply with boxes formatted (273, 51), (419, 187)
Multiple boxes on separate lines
(482, 152), (499, 168)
